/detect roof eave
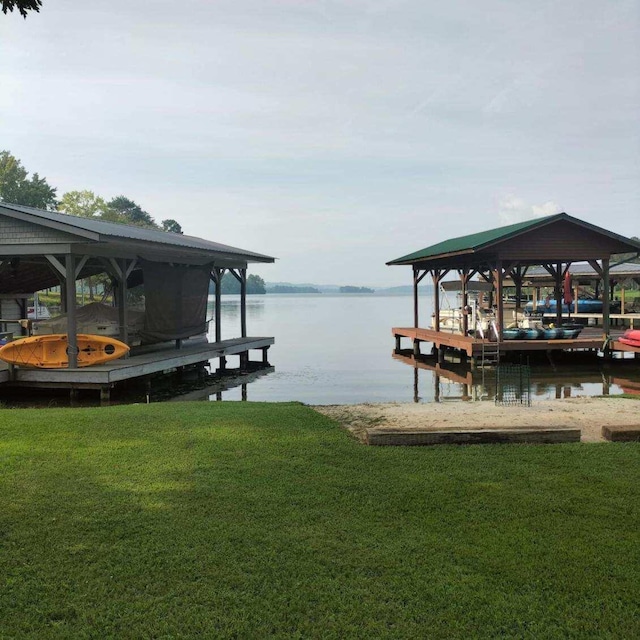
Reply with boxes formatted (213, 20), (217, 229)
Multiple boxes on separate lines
(0, 203), (101, 242)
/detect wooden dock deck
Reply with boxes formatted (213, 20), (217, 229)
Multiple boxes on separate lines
(0, 336), (274, 399)
(392, 326), (635, 359)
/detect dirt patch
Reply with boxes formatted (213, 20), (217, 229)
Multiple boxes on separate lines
(314, 397), (640, 443)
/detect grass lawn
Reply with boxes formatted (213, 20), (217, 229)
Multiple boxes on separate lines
(1, 402), (639, 639)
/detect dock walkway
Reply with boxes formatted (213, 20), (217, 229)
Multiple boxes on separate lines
(0, 336), (273, 399)
(393, 326), (635, 359)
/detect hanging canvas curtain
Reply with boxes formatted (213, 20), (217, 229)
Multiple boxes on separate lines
(139, 259), (211, 342)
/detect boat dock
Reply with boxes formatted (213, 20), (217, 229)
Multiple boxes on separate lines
(393, 326), (638, 360)
(0, 336), (273, 403)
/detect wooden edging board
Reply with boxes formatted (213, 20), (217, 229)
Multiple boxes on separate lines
(365, 427), (581, 446)
(602, 425), (640, 442)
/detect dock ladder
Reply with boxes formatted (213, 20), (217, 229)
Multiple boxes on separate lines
(476, 320), (500, 367)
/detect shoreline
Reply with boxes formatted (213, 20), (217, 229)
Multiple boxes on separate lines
(314, 396), (640, 443)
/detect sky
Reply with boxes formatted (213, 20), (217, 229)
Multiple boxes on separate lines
(1, 0), (639, 286)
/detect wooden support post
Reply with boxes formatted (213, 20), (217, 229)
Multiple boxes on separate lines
(493, 261), (504, 340)
(262, 346), (270, 365)
(460, 268), (469, 336)
(602, 257), (611, 338)
(413, 340), (420, 356)
(240, 268), (247, 338)
(555, 262), (562, 327)
(513, 266), (524, 321)
(100, 386), (111, 406)
(218, 356), (227, 372)
(241, 383), (248, 401)
(413, 268), (419, 328)
(239, 351), (249, 372)
(69, 387), (78, 404)
(432, 271), (440, 332)
(413, 367), (419, 403)
(395, 334), (401, 351)
(65, 254), (78, 368)
(213, 267), (223, 343)
(117, 258), (128, 346)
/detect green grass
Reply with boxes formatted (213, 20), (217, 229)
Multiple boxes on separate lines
(1, 403), (639, 639)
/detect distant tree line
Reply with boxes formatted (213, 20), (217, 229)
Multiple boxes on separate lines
(267, 285), (320, 294)
(0, 150), (183, 233)
(209, 274), (266, 295)
(340, 286), (374, 293)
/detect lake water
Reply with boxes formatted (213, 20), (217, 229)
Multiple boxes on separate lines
(208, 294), (640, 404)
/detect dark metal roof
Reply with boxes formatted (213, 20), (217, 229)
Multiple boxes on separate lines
(0, 202), (275, 263)
(387, 213), (640, 266)
(512, 261), (640, 282)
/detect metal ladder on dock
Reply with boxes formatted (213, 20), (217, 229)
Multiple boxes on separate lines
(477, 320), (500, 366)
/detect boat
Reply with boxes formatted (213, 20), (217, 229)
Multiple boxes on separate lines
(503, 328), (523, 340)
(559, 328), (582, 339)
(523, 328), (544, 340)
(618, 329), (640, 348)
(0, 334), (130, 368)
(525, 298), (621, 314)
(27, 304), (51, 320)
(543, 328), (563, 339)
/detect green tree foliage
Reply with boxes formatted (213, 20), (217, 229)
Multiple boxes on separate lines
(0, 150), (57, 209)
(58, 190), (113, 219)
(1, 0), (42, 18)
(267, 285), (320, 294)
(162, 219), (183, 234)
(339, 286), (374, 293)
(217, 273), (266, 294)
(108, 195), (158, 229)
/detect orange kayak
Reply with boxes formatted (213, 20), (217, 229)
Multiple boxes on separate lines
(0, 334), (129, 368)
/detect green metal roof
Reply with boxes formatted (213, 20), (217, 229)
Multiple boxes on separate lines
(385, 212), (640, 266)
(387, 214), (565, 265)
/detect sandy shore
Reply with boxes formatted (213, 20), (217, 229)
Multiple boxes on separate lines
(314, 397), (640, 443)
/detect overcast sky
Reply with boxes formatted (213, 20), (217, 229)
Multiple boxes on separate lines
(1, 0), (638, 286)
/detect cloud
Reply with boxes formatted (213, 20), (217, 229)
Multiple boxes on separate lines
(498, 195), (561, 225)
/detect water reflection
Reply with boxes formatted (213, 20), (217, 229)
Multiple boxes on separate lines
(393, 349), (640, 403)
(210, 297), (266, 335)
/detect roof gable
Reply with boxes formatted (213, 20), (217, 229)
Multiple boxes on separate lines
(387, 213), (640, 266)
(0, 202), (275, 263)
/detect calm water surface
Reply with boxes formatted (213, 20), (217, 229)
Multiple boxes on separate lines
(209, 294), (640, 404)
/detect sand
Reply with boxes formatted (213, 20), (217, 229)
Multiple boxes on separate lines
(314, 397), (640, 443)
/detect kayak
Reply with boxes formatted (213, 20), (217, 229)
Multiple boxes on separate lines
(0, 334), (129, 368)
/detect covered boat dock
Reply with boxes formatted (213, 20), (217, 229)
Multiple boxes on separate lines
(387, 213), (640, 364)
(0, 202), (275, 401)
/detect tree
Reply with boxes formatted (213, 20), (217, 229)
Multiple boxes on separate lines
(58, 191), (122, 301)
(58, 190), (114, 219)
(108, 195), (158, 228)
(162, 219), (183, 234)
(218, 273), (266, 294)
(1, 0), (42, 18)
(0, 150), (57, 209)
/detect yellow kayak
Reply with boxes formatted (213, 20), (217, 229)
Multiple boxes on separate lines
(0, 334), (130, 368)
